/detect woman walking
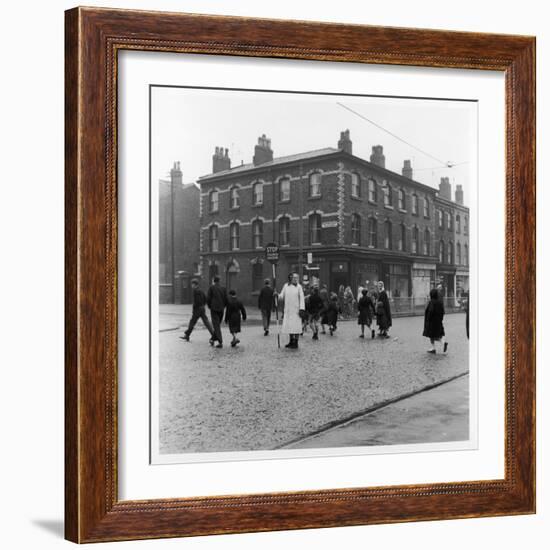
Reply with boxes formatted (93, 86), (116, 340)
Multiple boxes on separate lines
(375, 281), (392, 338)
(357, 288), (375, 338)
(224, 289), (247, 347)
(423, 288), (447, 354)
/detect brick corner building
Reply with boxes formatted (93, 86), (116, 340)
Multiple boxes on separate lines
(197, 131), (470, 311)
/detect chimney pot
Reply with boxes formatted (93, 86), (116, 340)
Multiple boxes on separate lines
(253, 134), (274, 165)
(337, 129), (352, 155)
(370, 145), (385, 168)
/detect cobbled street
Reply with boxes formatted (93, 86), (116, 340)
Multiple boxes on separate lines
(158, 312), (469, 454)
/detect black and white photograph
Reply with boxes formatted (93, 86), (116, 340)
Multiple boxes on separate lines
(151, 85), (475, 462)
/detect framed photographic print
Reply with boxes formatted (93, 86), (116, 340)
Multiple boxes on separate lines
(65, 6), (536, 543)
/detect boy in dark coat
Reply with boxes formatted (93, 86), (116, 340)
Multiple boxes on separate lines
(357, 289), (375, 338)
(224, 289), (247, 347)
(423, 288), (447, 353)
(306, 286), (324, 340)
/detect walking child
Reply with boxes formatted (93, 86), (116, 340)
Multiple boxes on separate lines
(224, 289), (247, 347)
(306, 286), (324, 340)
(326, 293), (340, 336)
(357, 288), (375, 338)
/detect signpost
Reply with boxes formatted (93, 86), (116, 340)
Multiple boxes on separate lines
(265, 243), (280, 348)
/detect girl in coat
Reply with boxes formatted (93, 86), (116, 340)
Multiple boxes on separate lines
(306, 286), (324, 340)
(423, 288), (447, 354)
(357, 288), (375, 338)
(326, 293), (341, 336)
(224, 289), (247, 347)
(375, 281), (392, 338)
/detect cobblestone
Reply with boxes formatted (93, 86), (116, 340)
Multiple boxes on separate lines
(158, 312), (469, 454)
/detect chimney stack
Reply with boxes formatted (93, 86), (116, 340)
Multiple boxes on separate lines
(212, 146), (231, 173)
(438, 177), (452, 200)
(253, 134), (274, 165)
(170, 161), (182, 185)
(402, 159), (413, 179)
(455, 184), (464, 205)
(337, 129), (352, 154)
(370, 145), (385, 168)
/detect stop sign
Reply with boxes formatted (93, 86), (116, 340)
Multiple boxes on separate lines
(265, 242), (279, 264)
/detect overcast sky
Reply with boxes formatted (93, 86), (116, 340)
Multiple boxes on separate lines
(151, 86), (476, 205)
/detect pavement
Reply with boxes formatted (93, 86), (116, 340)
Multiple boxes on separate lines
(158, 310), (469, 455)
(284, 374), (469, 449)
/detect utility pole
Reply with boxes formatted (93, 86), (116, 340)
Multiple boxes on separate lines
(298, 163), (304, 279)
(170, 170), (176, 304)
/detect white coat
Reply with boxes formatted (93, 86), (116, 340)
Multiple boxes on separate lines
(279, 283), (305, 335)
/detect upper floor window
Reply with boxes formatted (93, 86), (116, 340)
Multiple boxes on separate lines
(279, 216), (290, 246)
(368, 218), (377, 247)
(252, 219), (263, 249)
(423, 229), (431, 255)
(253, 182), (263, 205)
(423, 197), (430, 218)
(446, 211), (452, 231)
(351, 214), (361, 245)
(368, 179), (377, 203)
(383, 181), (393, 207)
(309, 213), (322, 245)
(230, 222), (240, 250)
(351, 173), (361, 198)
(209, 225), (219, 252)
(230, 186), (240, 209)
(398, 223), (406, 251)
(412, 193), (419, 215)
(398, 188), (406, 210)
(209, 189), (219, 213)
(464, 216), (469, 235)
(309, 172), (322, 197)
(456, 214), (461, 233)
(456, 242), (462, 266)
(438, 209), (443, 228)
(279, 178), (290, 202)
(447, 240), (453, 264)
(384, 220), (393, 249)
(412, 226), (419, 254)
(439, 240), (445, 263)
(465, 244), (469, 265)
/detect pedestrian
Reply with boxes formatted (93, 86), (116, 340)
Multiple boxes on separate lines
(206, 275), (228, 348)
(179, 279), (215, 342)
(306, 285), (324, 340)
(375, 281), (392, 338)
(258, 278), (274, 336)
(337, 284), (345, 320)
(326, 293), (340, 335)
(463, 291), (469, 339)
(344, 285), (355, 318)
(357, 288), (375, 338)
(423, 288), (448, 353)
(279, 272), (305, 349)
(224, 289), (247, 347)
(319, 284), (329, 334)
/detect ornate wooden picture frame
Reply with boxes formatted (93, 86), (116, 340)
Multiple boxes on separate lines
(65, 6), (535, 543)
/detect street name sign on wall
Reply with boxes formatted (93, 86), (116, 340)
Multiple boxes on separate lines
(265, 242), (280, 264)
(321, 220), (338, 228)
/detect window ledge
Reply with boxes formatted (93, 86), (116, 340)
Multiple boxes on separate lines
(253, 203), (264, 208)
(384, 205), (394, 210)
(351, 195), (362, 201)
(279, 199), (290, 204)
(209, 210), (219, 214)
(398, 208), (407, 214)
(230, 206), (240, 211)
(308, 195), (322, 200)
(368, 200), (377, 205)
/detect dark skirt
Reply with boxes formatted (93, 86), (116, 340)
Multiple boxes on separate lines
(226, 313), (242, 333)
(358, 309), (373, 325)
